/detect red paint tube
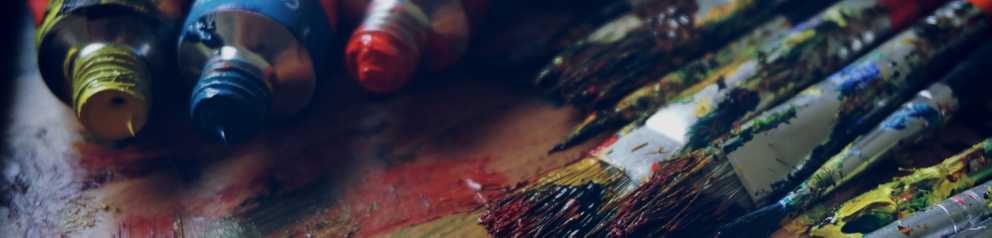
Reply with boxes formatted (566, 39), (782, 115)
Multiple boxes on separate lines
(345, 0), (487, 93)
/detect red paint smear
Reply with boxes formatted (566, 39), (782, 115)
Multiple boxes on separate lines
(28, 0), (46, 26)
(115, 214), (179, 238)
(345, 156), (507, 237)
(970, 0), (992, 14)
(75, 141), (325, 236)
(588, 134), (619, 156)
(76, 144), (168, 167)
(880, 0), (949, 29)
(952, 196), (967, 206)
(345, 30), (421, 93)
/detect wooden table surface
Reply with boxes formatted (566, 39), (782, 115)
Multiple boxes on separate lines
(4, 3), (992, 237)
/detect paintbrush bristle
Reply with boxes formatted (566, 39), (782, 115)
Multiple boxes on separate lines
(481, 158), (630, 237)
(607, 150), (749, 237)
(552, 112), (621, 153)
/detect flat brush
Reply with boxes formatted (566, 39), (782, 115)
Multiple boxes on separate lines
(535, 0), (799, 108)
(554, 0), (948, 153)
(785, 138), (992, 237)
(606, 1), (991, 236)
(718, 41), (992, 238)
(867, 179), (992, 237)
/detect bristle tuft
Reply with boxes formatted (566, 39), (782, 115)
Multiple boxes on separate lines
(608, 150), (749, 237)
(481, 159), (630, 236)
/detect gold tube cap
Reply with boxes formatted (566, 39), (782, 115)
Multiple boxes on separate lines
(71, 44), (150, 140)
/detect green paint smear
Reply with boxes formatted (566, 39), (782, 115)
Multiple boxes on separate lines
(721, 105), (798, 153)
(792, 139), (992, 237)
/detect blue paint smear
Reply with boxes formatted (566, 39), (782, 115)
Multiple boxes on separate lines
(788, 17), (823, 35)
(830, 62), (881, 96)
(881, 103), (942, 130)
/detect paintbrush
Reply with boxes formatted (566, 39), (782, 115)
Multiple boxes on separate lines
(717, 41), (992, 238)
(552, 0), (949, 153)
(944, 216), (992, 238)
(481, 0), (949, 236)
(782, 137), (992, 237)
(534, 0), (802, 108)
(605, 1), (991, 236)
(866, 179), (992, 237)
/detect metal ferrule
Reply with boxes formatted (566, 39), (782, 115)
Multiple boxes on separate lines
(359, 0), (431, 56)
(866, 180), (992, 238)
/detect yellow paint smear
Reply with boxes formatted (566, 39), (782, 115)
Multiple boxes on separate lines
(532, 158), (625, 188)
(800, 140), (991, 237)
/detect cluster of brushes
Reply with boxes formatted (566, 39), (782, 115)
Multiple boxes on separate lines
(534, 0), (826, 109)
(780, 137), (992, 237)
(482, 0), (992, 237)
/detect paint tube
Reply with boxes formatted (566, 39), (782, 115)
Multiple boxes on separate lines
(177, 0), (335, 144)
(36, 0), (190, 140)
(344, 0), (489, 93)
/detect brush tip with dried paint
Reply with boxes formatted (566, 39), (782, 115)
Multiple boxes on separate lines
(345, 31), (420, 94)
(553, 111), (618, 153)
